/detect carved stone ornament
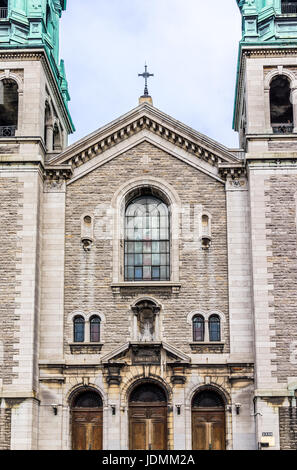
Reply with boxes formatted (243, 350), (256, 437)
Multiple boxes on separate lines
(131, 343), (161, 365)
(104, 363), (125, 386)
(44, 178), (65, 193)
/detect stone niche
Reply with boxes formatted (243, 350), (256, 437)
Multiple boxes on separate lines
(131, 299), (161, 343)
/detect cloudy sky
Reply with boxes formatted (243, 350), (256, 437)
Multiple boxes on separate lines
(60, 0), (242, 148)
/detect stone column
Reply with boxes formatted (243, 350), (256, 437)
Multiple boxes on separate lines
(46, 125), (54, 152)
(291, 87), (297, 133)
(264, 88), (272, 134)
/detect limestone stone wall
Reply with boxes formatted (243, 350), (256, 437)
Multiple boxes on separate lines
(64, 141), (229, 355)
(0, 406), (11, 450)
(279, 407), (297, 450)
(0, 178), (23, 385)
(265, 175), (297, 383)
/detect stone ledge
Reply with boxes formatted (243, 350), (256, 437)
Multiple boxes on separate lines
(69, 343), (103, 354)
(190, 342), (225, 354)
(111, 282), (181, 294)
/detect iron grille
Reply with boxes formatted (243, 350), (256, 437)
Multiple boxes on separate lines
(282, 2), (297, 14)
(0, 7), (7, 19)
(272, 123), (294, 134)
(0, 126), (16, 137)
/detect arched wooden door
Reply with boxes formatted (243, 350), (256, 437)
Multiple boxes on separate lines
(71, 390), (103, 450)
(129, 383), (168, 450)
(192, 389), (226, 450)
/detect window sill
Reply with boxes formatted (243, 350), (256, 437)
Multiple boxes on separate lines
(190, 342), (225, 353)
(111, 281), (181, 294)
(69, 343), (103, 354)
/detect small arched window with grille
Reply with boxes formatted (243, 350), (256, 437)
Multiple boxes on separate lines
(73, 316), (85, 343)
(73, 391), (103, 408)
(209, 315), (221, 342)
(90, 316), (101, 343)
(192, 389), (225, 408)
(193, 315), (205, 342)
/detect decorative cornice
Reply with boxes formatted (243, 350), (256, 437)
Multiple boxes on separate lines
(50, 105), (239, 176)
(218, 163), (247, 178)
(242, 46), (297, 57)
(44, 164), (73, 181)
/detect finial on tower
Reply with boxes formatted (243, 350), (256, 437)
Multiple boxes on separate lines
(138, 63), (154, 105)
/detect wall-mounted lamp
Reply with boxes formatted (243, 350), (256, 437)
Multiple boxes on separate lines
(176, 405), (182, 416)
(111, 405), (116, 416)
(235, 403), (241, 415)
(51, 404), (58, 416)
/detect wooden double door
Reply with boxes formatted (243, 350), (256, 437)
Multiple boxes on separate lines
(192, 409), (226, 450)
(72, 409), (103, 450)
(129, 403), (168, 450)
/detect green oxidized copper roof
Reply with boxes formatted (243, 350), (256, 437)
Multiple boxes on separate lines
(233, 0), (297, 130)
(0, 0), (74, 132)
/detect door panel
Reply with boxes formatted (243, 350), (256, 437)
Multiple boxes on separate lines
(192, 410), (225, 451)
(129, 405), (167, 450)
(72, 409), (103, 450)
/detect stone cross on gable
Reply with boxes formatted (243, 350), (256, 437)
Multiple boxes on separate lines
(138, 64), (154, 97)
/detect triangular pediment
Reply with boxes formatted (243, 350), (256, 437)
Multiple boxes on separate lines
(46, 104), (245, 183)
(101, 341), (191, 365)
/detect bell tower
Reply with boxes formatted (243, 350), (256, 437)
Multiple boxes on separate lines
(234, 1), (297, 451)
(0, 0), (74, 147)
(234, 0), (297, 151)
(0, 1), (74, 450)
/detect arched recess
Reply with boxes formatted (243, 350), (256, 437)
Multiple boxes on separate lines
(128, 381), (168, 450)
(270, 75), (293, 133)
(191, 386), (226, 450)
(70, 387), (103, 450)
(264, 68), (297, 133)
(0, 78), (18, 136)
(131, 297), (162, 342)
(131, 296), (162, 342)
(111, 176), (181, 284)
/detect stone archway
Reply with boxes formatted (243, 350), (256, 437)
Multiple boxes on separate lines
(71, 389), (103, 450)
(129, 382), (168, 450)
(192, 387), (226, 450)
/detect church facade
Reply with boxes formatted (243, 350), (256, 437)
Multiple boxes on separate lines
(0, 0), (297, 451)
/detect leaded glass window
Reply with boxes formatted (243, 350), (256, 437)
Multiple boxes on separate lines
(193, 315), (205, 342)
(74, 316), (85, 343)
(124, 196), (170, 281)
(209, 315), (221, 342)
(90, 316), (101, 343)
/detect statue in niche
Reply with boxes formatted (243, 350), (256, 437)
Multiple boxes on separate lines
(139, 307), (155, 342)
(132, 300), (160, 343)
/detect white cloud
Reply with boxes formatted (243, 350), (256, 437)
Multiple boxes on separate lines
(60, 0), (242, 148)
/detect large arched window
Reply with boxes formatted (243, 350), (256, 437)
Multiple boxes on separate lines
(73, 316), (85, 343)
(209, 315), (221, 342)
(0, 79), (18, 136)
(125, 193), (170, 281)
(270, 75), (293, 134)
(193, 315), (205, 342)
